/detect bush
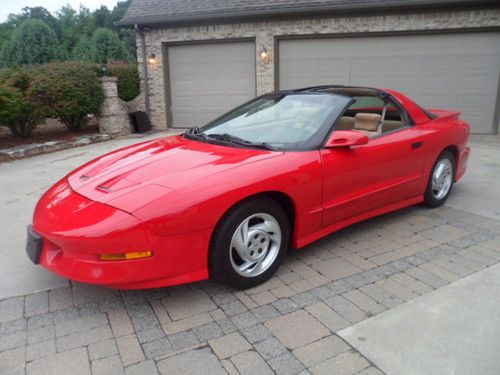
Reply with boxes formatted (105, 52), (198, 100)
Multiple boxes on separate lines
(0, 67), (48, 137)
(108, 62), (140, 102)
(30, 61), (104, 132)
(0, 19), (58, 67)
(0, 85), (36, 137)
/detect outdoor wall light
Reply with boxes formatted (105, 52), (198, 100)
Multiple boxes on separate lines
(260, 47), (270, 62)
(148, 53), (157, 64)
(99, 63), (108, 77)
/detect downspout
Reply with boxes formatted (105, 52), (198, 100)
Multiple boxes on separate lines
(134, 24), (151, 119)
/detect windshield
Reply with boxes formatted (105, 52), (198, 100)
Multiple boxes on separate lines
(188, 93), (351, 151)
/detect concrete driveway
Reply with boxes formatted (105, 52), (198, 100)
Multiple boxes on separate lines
(446, 135), (500, 221)
(0, 132), (168, 300)
(0, 134), (499, 375)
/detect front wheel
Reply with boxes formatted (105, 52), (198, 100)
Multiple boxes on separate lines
(423, 151), (455, 208)
(209, 197), (290, 289)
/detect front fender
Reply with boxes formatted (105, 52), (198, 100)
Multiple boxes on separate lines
(132, 151), (323, 244)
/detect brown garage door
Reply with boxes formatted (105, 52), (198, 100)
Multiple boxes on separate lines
(278, 32), (500, 134)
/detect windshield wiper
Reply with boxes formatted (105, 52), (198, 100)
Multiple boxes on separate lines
(185, 126), (208, 140)
(207, 133), (275, 151)
(186, 126), (203, 135)
(186, 129), (274, 150)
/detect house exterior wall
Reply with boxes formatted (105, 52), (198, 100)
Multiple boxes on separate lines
(136, 8), (500, 129)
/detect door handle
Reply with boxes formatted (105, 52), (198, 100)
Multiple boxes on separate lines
(411, 142), (423, 150)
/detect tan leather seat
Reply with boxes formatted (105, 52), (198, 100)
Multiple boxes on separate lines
(337, 116), (355, 130)
(353, 113), (382, 137)
(381, 119), (404, 132)
(337, 115), (403, 134)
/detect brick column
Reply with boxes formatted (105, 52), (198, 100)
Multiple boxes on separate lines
(255, 32), (276, 95)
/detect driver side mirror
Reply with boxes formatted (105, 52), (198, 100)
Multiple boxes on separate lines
(324, 130), (369, 148)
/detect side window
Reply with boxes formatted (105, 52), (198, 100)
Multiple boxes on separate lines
(337, 95), (406, 136)
(348, 96), (385, 113)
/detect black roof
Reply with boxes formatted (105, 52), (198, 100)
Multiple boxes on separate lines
(117, 0), (498, 27)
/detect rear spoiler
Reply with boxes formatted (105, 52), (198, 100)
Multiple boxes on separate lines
(426, 109), (461, 121)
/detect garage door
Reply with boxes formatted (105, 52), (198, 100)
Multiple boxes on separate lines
(278, 32), (500, 134)
(168, 41), (256, 128)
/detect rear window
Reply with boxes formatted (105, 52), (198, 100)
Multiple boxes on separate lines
(417, 104), (438, 119)
(349, 96), (384, 110)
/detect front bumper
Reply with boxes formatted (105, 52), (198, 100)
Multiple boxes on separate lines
(31, 179), (210, 289)
(26, 225), (43, 264)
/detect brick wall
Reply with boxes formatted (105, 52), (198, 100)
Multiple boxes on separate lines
(136, 8), (500, 129)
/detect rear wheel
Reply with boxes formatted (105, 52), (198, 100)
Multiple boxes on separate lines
(209, 197), (290, 289)
(423, 151), (454, 208)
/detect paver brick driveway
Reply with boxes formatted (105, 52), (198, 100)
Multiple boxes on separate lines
(1, 134), (500, 374)
(2, 202), (500, 375)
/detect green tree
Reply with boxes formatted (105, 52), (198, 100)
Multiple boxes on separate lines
(73, 36), (94, 62)
(7, 7), (59, 32)
(57, 5), (79, 53)
(93, 6), (111, 28)
(91, 27), (131, 63)
(77, 6), (96, 38)
(0, 22), (14, 50)
(1, 19), (58, 66)
(0, 41), (13, 68)
(110, 1), (136, 58)
(0, 2), (136, 68)
(109, 1), (132, 28)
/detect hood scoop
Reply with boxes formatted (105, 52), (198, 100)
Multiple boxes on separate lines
(95, 173), (139, 193)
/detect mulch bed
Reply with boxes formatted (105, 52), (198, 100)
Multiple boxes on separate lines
(0, 118), (99, 151)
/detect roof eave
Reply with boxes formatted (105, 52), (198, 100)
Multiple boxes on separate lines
(116, 0), (500, 27)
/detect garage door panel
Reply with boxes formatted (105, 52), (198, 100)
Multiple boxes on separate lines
(460, 55), (492, 71)
(279, 32), (500, 133)
(168, 42), (255, 128)
(421, 76), (453, 91)
(386, 57), (421, 72)
(279, 53), (350, 88)
(350, 57), (383, 70)
(458, 76), (496, 93)
(457, 94), (494, 110)
(422, 56), (455, 71)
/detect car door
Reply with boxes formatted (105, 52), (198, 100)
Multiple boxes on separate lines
(321, 126), (426, 228)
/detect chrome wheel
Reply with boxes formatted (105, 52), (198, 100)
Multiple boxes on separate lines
(431, 158), (453, 200)
(229, 213), (281, 277)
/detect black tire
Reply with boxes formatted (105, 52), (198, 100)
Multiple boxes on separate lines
(423, 150), (455, 208)
(209, 197), (290, 289)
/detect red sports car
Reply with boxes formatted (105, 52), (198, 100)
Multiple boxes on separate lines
(27, 86), (470, 289)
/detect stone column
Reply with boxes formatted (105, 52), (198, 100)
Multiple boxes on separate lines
(99, 77), (131, 136)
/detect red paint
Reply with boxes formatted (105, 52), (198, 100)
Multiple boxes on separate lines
(32, 89), (470, 289)
(325, 130), (369, 148)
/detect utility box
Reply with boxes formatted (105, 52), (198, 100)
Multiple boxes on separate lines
(129, 111), (152, 133)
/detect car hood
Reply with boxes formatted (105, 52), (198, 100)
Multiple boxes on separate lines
(67, 135), (282, 212)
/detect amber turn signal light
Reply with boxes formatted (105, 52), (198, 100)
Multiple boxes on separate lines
(99, 251), (152, 261)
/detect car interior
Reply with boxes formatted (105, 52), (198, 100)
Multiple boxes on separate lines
(319, 87), (407, 138)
